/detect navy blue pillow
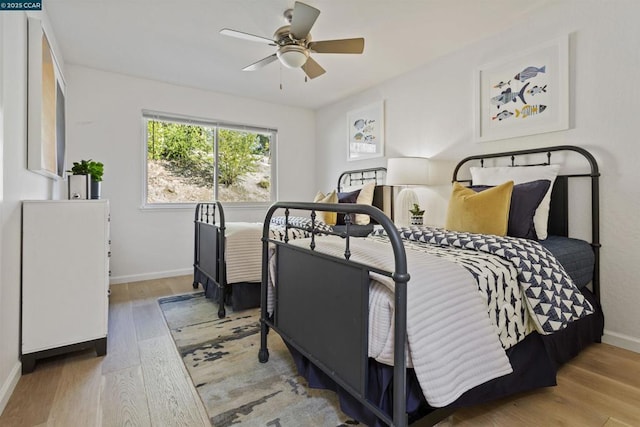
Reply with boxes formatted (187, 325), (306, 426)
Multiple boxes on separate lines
(336, 189), (360, 225)
(338, 189), (360, 203)
(470, 179), (551, 240)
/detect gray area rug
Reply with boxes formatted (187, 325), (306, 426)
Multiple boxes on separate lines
(158, 292), (360, 426)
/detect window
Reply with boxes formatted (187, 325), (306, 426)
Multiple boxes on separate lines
(143, 111), (276, 206)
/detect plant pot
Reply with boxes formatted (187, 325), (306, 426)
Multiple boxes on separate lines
(410, 215), (423, 226)
(68, 174), (90, 199)
(90, 180), (101, 200)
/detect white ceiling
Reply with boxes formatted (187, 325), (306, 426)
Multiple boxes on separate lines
(45, 0), (554, 110)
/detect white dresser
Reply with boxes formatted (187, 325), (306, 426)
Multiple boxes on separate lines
(21, 200), (110, 373)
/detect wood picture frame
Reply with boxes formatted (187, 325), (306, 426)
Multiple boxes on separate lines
(28, 17), (66, 179)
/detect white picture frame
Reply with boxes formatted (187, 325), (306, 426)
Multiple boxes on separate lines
(475, 35), (569, 142)
(28, 17), (66, 179)
(347, 101), (384, 161)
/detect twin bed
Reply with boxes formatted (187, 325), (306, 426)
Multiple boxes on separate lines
(192, 167), (390, 318)
(257, 145), (603, 426)
(192, 201), (263, 318)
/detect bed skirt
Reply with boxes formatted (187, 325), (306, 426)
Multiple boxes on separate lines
(285, 288), (604, 426)
(194, 270), (261, 311)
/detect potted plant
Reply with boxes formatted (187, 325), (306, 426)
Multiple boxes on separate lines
(409, 203), (425, 226)
(68, 159), (104, 199)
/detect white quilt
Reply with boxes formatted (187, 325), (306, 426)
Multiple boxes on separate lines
(224, 218), (326, 285)
(224, 222), (263, 284)
(275, 236), (513, 407)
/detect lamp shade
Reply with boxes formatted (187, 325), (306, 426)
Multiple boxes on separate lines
(386, 157), (430, 186)
(277, 45), (309, 68)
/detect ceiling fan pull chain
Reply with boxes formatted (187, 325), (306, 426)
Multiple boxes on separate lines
(280, 65), (283, 90)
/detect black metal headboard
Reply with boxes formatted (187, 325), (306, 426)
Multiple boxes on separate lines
(337, 167), (391, 220)
(337, 167), (387, 191)
(452, 145), (600, 299)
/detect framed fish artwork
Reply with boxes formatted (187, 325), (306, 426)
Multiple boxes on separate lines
(347, 101), (384, 161)
(475, 35), (569, 142)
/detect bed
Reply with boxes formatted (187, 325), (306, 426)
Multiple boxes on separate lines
(192, 167), (390, 318)
(258, 145), (604, 426)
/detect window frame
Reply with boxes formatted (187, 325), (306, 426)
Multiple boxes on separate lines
(141, 110), (278, 210)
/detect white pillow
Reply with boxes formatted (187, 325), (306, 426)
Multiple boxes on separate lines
(469, 164), (560, 240)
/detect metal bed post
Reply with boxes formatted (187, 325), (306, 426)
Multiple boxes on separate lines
(192, 203), (202, 289)
(214, 201), (227, 318)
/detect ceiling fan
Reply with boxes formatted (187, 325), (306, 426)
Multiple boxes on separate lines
(220, 1), (364, 79)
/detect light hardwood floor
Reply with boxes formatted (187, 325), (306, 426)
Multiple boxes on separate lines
(1, 275), (639, 426)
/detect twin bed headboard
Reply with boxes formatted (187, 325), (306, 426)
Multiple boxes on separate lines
(452, 145), (600, 239)
(337, 167), (387, 191)
(452, 145), (601, 299)
(337, 167), (392, 221)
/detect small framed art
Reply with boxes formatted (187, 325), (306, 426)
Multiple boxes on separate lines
(347, 101), (384, 161)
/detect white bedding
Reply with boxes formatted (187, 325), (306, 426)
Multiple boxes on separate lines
(273, 236), (513, 408)
(224, 218), (327, 285)
(224, 222), (263, 284)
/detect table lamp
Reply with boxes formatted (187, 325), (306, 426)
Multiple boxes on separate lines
(386, 157), (430, 226)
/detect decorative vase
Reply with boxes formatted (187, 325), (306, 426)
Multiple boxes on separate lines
(68, 174), (90, 200)
(410, 215), (423, 226)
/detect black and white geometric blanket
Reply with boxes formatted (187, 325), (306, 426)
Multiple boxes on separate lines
(370, 234), (532, 349)
(373, 226), (594, 335)
(269, 216), (333, 240)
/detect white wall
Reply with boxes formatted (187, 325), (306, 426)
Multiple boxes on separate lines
(316, 1), (640, 352)
(65, 66), (316, 283)
(0, 10), (67, 413)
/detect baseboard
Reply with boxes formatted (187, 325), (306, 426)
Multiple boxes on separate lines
(110, 268), (192, 285)
(0, 361), (21, 416)
(602, 329), (640, 354)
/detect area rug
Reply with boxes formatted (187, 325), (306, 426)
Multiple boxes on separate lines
(158, 292), (360, 426)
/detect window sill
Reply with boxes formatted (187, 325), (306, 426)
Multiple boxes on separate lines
(139, 202), (273, 211)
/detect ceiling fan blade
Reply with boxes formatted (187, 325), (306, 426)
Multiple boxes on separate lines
(289, 1), (320, 39)
(242, 54), (278, 71)
(220, 28), (276, 45)
(301, 56), (326, 79)
(309, 38), (365, 54)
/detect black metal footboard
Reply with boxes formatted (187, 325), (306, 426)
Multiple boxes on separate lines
(260, 202), (419, 426)
(193, 202), (227, 318)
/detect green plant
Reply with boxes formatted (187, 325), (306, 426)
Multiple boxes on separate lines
(409, 203), (425, 216)
(68, 159), (104, 182)
(217, 129), (260, 186)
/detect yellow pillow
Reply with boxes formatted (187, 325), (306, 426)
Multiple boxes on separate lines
(355, 182), (376, 225)
(445, 181), (514, 236)
(313, 190), (338, 225)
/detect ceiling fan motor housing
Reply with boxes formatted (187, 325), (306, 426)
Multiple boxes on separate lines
(273, 25), (310, 46)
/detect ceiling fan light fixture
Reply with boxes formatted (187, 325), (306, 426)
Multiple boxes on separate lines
(277, 45), (309, 68)
(221, 2), (364, 78)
